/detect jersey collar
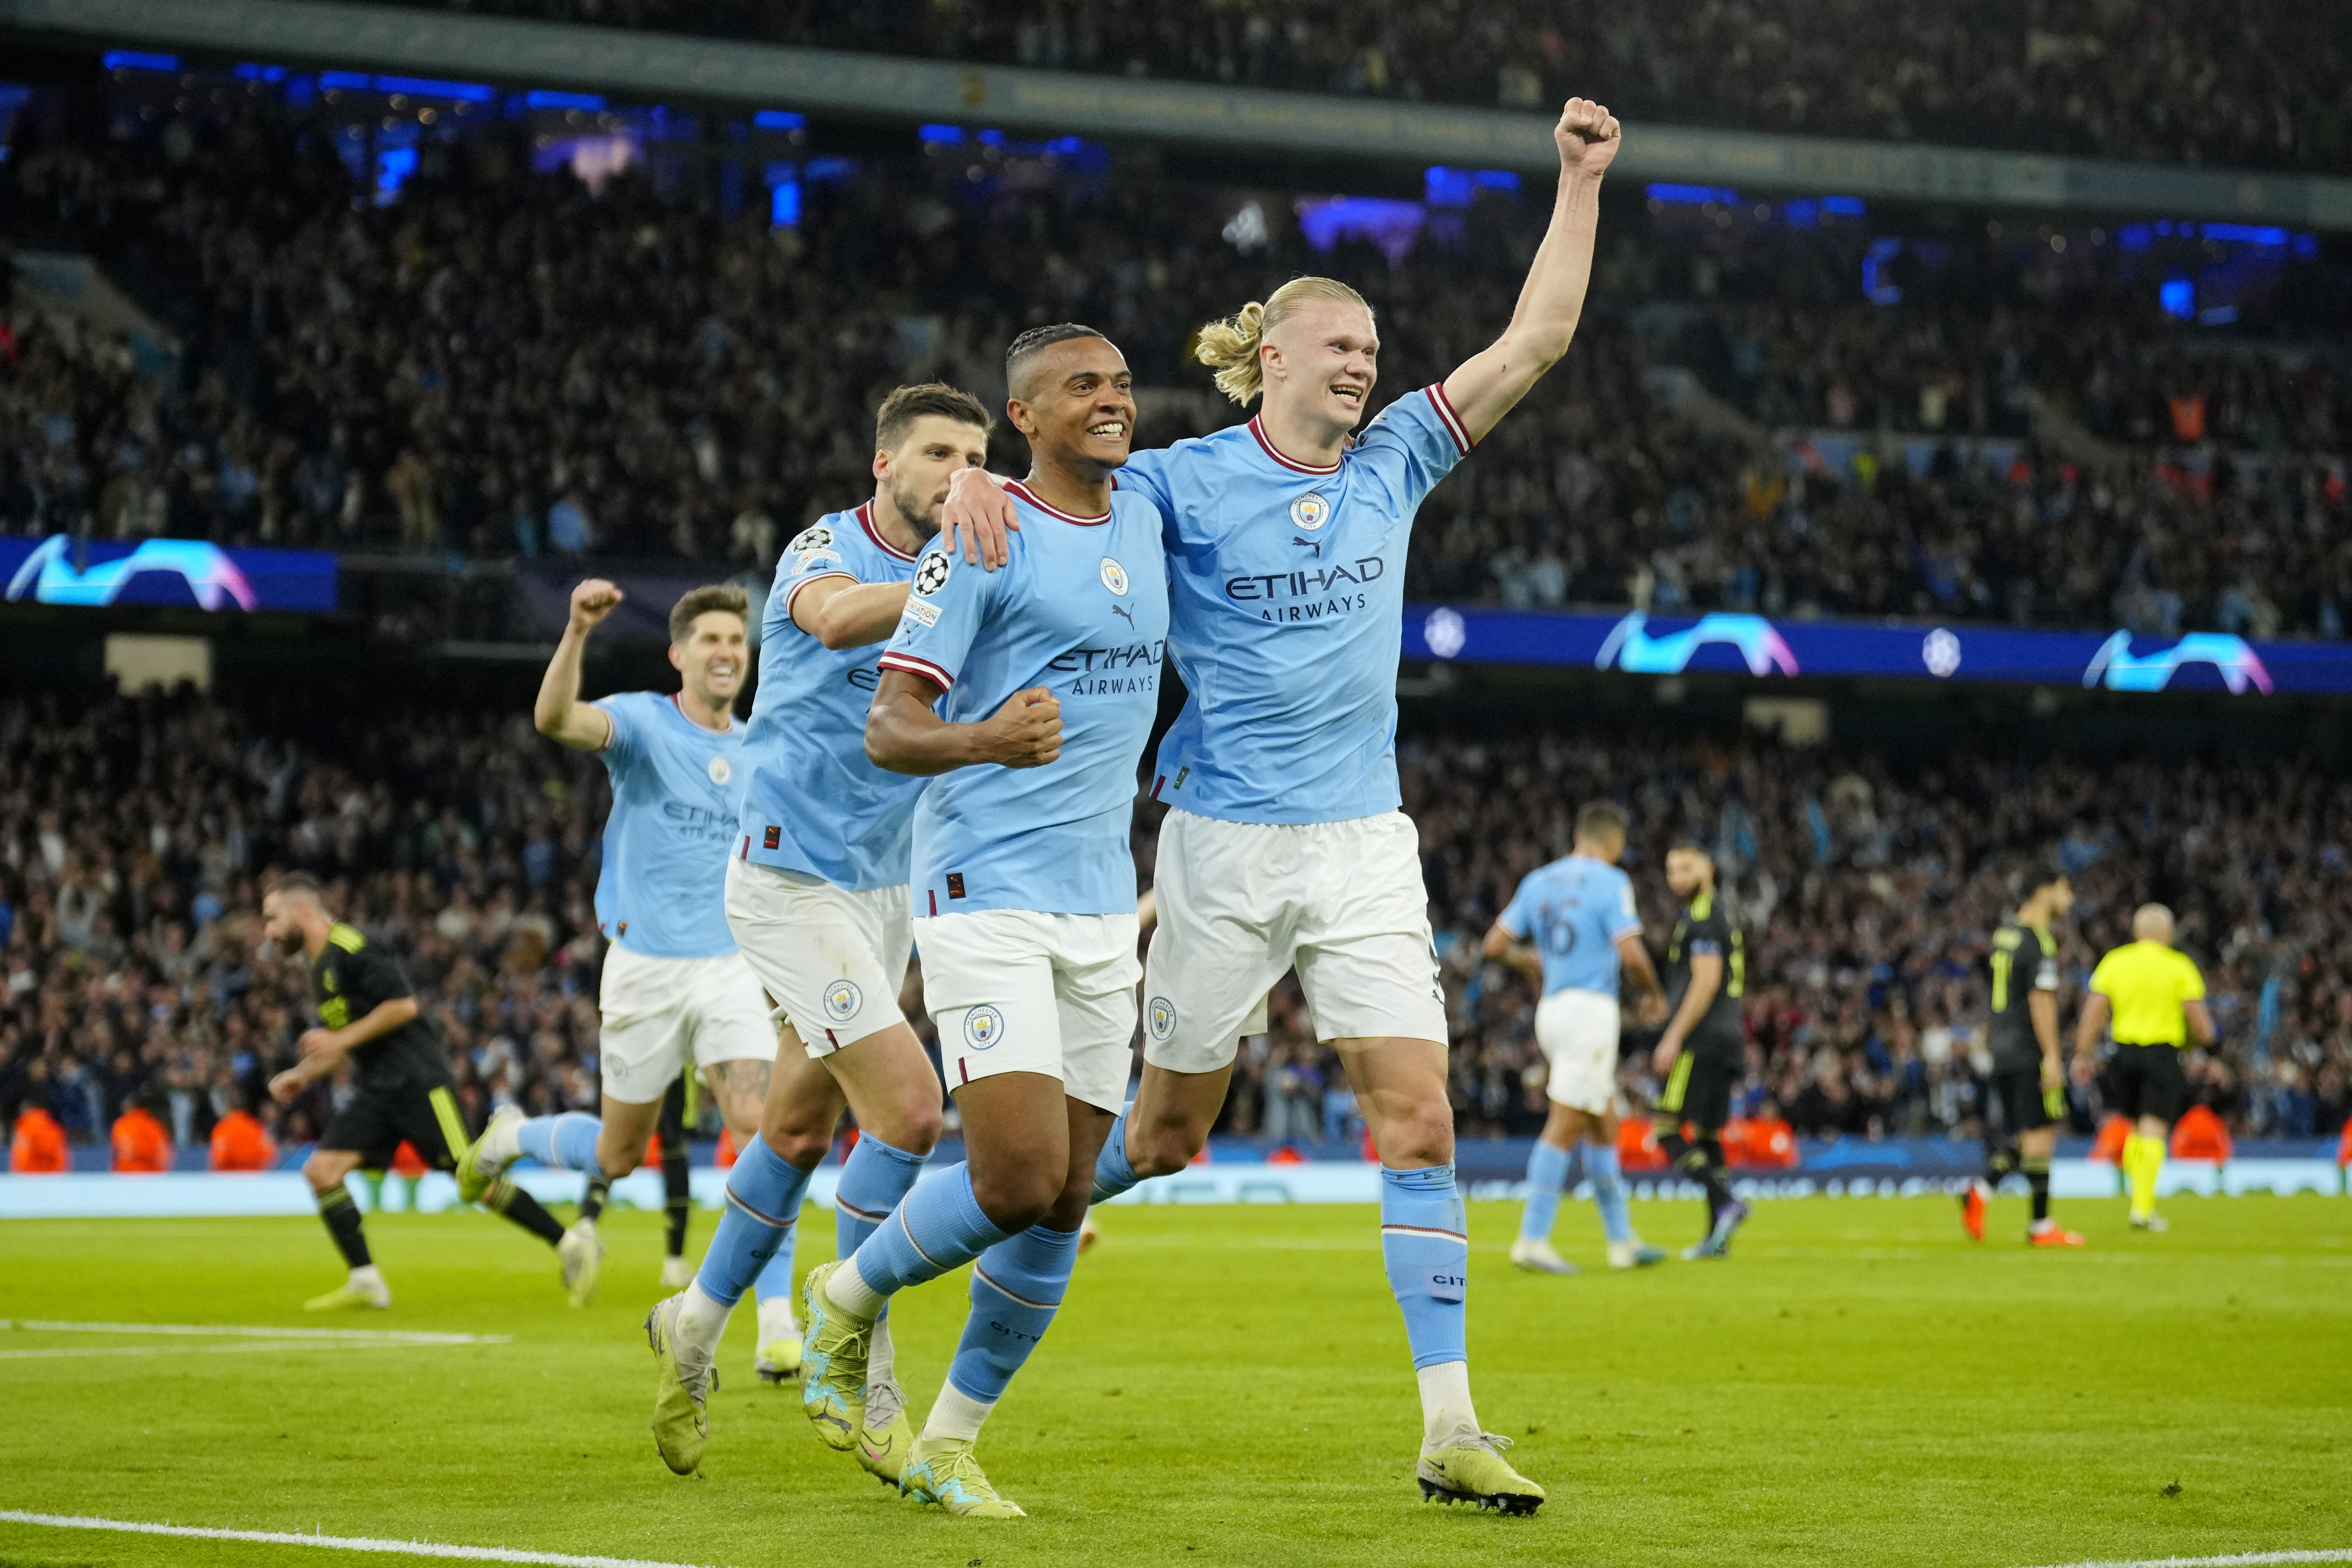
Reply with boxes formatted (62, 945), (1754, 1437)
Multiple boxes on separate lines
(669, 691), (734, 735)
(858, 500), (919, 562)
(1005, 479), (1110, 525)
(1246, 414), (1343, 475)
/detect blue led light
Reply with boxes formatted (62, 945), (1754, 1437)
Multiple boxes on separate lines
(371, 74), (495, 102)
(918, 124), (965, 142)
(2118, 223), (2152, 252)
(103, 51), (178, 72)
(2199, 222), (2287, 246)
(752, 109), (803, 131)
(1783, 198), (1819, 229)
(1819, 195), (1866, 215)
(1648, 182), (1739, 205)
(233, 63), (287, 83)
(2159, 278), (2194, 319)
(1425, 167), (1475, 207)
(524, 90), (605, 110)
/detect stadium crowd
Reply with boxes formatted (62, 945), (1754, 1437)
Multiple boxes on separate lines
(6, 106), (2347, 641)
(396, 0), (2352, 174)
(3, 685), (2346, 1167)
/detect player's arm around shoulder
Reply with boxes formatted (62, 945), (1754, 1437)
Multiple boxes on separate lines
(865, 540), (1061, 776)
(534, 578), (621, 751)
(1440, 97), (1620, 444)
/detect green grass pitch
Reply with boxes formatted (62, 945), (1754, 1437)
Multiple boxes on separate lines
(2, 1193), (2348, 1568)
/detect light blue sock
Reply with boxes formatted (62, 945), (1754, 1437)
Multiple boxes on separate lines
(1518, 1139), (1573, 1243)
(1587, 1143), (1633, 1246)
(944, 1222), (1081, 1402)
(691, 1134), (812, 1310)
(516, 1112), (601, 1172)
(836, 1133), (928, 1259)
(751, 1218), (797, 1306)
(847, 1162), (1009, 1300)
(1379, 1164), (1469, 1371)
(1088, 1108), (1140, 1204)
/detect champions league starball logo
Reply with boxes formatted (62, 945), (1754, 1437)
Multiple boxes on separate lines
(1595, 612), (1800, 676)
(912, 554), (952, 596)
(963, 1006), (1004, 1049)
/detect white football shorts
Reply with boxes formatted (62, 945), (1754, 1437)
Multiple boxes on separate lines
(724, 856), (913, 1057)
(917, 908), (1140, 1115)
(596, 942), (776, 1104)
(1534, 986), (1622, 1115)
(1141, 808), (1447, 1075)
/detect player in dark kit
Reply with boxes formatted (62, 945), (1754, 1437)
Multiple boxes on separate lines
(1964, 865), (2086, 1248)
(1649, 843), (1750, 1260)
(263, 873), (567, 1309)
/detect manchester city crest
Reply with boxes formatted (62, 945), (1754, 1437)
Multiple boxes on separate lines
(1100, 557), (1129, 595)
(964, 1005), (1005, 1049)
(1288, 493), (1331, 532)
(823, 979), (862, 1022)
(1147, 996), (1177, 1041)
(706, 756), (733, 786)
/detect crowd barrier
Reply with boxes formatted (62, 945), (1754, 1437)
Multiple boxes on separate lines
(3, 1140), (2341, 1218)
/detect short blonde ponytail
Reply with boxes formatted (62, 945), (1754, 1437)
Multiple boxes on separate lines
(1193, 276), (1373, 407)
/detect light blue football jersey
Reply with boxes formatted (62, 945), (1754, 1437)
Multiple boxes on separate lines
(738, 502), (928, 891)
(878, 480), (1170, 917)
(591, 689), (745, 958)
(1496, 853), (1644, 998)
(1117, 384), (1472, 825)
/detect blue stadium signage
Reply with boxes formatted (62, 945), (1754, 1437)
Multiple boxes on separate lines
(0, 536), (339, 613)
(1406, 605), (2352, 695)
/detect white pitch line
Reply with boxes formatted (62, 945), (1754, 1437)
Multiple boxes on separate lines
(0, 1511), (726, 1568)
(1, 1319), (509, 1344)
(2014, 1550), (2352, 1567)
(0, 1341), (488, 1362)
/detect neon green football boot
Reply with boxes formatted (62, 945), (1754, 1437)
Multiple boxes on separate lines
(454, 1104), (521, 1206)
(644, 1292), (716, 1476)
(303, 1276), (390, 1312)
(854, 1375), (915, 1487)
(900, 1436), (1025, 1517)
(1417, 1432), (1545, 1514)
(797, 1260), (873, 1452)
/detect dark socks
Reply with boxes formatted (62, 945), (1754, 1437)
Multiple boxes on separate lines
(316, 1183), (371, 1268)
(661, 1077), (691, 1258)
(1658, 1123), (1735, 1230)
(1985, 1142), (2019, 1183)
(580, 1173), (612, 1224)
(486, 1176), (567, 1245)
(2025, 1157), (2051, 1224)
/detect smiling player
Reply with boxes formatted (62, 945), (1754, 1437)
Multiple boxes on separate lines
(942, 98), (1622, 1513)
(458, 582), (772, 1310)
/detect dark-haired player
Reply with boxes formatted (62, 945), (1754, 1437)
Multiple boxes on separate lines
(1965, 866), (2085, 1247)
(1650, 842), (1749, 1260)
(264, 874), (568, 1310)
(460, 582), (773, 1316)
(644, 385), (990, 1481)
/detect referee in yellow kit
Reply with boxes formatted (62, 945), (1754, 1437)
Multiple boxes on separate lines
(2073, 904), (2212, 1233)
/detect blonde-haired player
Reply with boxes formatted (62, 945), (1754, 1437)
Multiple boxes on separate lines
(944, 98), (1622, 1513)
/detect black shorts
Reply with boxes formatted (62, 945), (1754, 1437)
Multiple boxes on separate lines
(320, 1076), (471, 1171)
(2104, 1043), (2188, 1125)
(1654, 1050), (1737, 1133)
(1989, 1064), (2063, 1136)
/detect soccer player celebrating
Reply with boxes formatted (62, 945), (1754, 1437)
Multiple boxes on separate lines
(943, 96), (1620, 1512)
(457, 583), (772, 1315)
(2075, 903), (2211, 1232)
(1482, 801), (1669, 1275)
(1964, 864), (2085, 1247)
(264, 873), (569, 1309)
(1650, 842), (1750, 1260)
(642, 385), (990, 1481)
(795, 326), (1167, 1518)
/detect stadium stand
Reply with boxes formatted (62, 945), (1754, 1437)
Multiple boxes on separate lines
(1, 687), (2345, 1165)
(381, 0), (2352, 173)
(5, 102), (2347, 637)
